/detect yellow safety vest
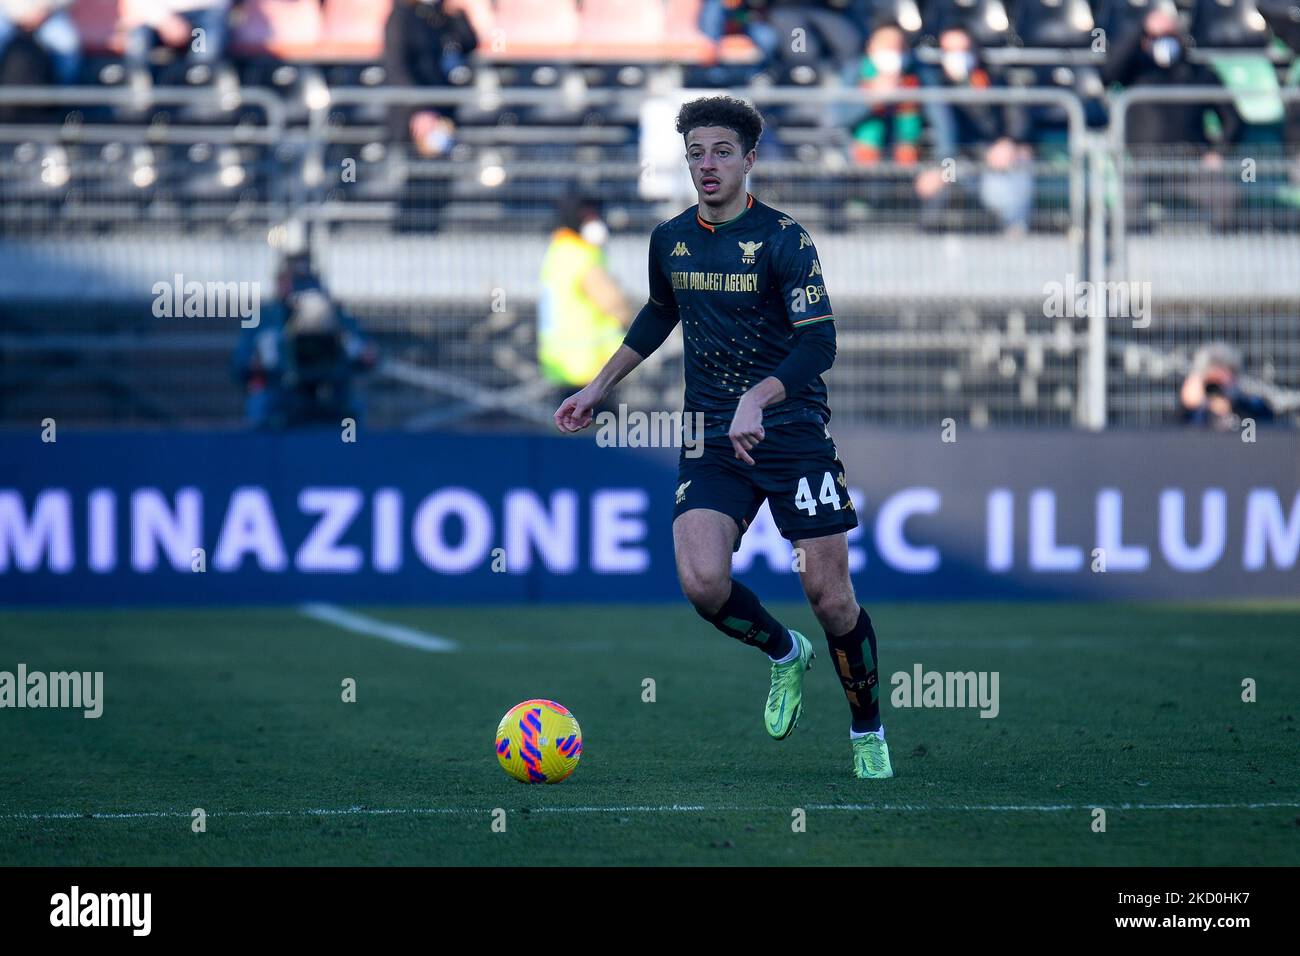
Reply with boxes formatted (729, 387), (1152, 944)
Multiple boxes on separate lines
(538, 229), (625, 386)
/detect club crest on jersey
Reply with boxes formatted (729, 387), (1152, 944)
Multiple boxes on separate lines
(671, 242), (691, 256)
(738, 240), (763, 264)
(675, 480), (691, 505)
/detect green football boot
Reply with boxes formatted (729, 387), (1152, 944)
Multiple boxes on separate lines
(765, 630), (814, 740)
(851, 731), (895, 779)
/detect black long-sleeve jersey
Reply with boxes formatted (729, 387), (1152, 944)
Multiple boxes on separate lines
(625, 193), (837, 438)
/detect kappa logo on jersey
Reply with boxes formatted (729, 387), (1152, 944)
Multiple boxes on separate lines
(777, 216), (795, 229)
(738, 240), (763, 264)
(809, 259), (822, 277)
(671, 242), (691, 256)
(675, 480), (691, 504)
(798, 232), (813, 249)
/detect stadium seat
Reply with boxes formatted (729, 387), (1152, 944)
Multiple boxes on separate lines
(456, 0), (497, 43)
(926, 0), (1015, 47)
(1014, 0), (1097, 47)
(876, 0), (926, 36)
(230, 0), (324, 60)
(492, 0), (580, 58)
(1095, 0), (1157, 39)
(664, 0), (731, 59)
(318, 0), (393, 60)
(664, 0), (702, 34)
(1192, 0), (1272, 47)
(579, 0), (668, 57)
(70, 0), (125, 55)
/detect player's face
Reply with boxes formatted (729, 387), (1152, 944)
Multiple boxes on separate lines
(684, 127), (754, 211)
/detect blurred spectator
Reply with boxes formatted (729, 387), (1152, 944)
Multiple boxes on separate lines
(1179, 343), (1274, 429)
(915, 24), (1034, 232)
(1103, 7), (1242, 228)
(764, 0), (867, 75)
(385, 0), (478, 152)
(698, 0), (779, 80)
(1104, 8), (1242, 148)
(537, 197), (630, 392)
(1258, 0), (1300, 160)
(233, 254), (378, 430)
(124, 0), (231, 83)
(0, 1), (80, 85)
(847, 22), (922, 167)
(0, 23), (54, 120)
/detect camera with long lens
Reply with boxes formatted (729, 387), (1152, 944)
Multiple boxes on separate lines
(283, 289), (350, 424)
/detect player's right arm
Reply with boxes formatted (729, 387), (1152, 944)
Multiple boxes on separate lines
(554, 228), (680, 433)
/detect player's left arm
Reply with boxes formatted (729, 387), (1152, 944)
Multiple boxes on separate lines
(729, 227), (837, 465)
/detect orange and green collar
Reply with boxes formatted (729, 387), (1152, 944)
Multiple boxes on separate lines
(696, 192), (755, 232)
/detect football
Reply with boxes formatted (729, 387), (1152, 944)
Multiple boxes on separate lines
(495, 699), (583, 784)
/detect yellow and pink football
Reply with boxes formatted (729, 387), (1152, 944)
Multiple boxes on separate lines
(495, 699), (583, 784)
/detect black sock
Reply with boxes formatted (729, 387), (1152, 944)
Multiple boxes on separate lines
(826, 607), (881, 733)
(698, 580), (793, 659)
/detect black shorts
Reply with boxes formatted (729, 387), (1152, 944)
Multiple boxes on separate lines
(673, 420), (858, 550)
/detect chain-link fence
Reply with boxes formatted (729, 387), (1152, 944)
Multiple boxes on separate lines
(294, 85), (1090, 430)
(1106, 88), (1300, 428)
(0, 83), (1296, 430)
(0, 87), (286, 427)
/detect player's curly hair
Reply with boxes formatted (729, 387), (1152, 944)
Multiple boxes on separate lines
(675, 96), (765, 156)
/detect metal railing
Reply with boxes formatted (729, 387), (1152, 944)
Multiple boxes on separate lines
(0, 83), (1295, 430)
(300, 85), (1090, 429)
(1106, 87), (1300, 428)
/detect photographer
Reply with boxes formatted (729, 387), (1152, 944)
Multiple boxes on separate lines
(1179, 343), (1274, 430)
(277, 289), (377, 428)
(233, 256), (377, 430)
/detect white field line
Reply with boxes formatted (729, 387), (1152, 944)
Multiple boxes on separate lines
(5, 802), (1299, 822)
(482, 635), (1254, 652)
(299, 603), (457, 653)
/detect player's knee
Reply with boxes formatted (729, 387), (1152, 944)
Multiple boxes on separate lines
(806, 583), (857, 632)
(680, 565), (731, 617)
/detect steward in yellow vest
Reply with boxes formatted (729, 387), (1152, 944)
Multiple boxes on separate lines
(538, 201), (630, 387)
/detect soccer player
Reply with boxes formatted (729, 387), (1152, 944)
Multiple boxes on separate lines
(554, 96), (892, 779)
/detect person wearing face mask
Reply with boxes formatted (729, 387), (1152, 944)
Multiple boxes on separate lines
(1103, 7), (1242, 228)
(384, 0), (478, 150)
(537, 197), (633, 392)
(847, 22), (923, 167)
(914, 24), (1035, 233)
(387, 0), (478, 232)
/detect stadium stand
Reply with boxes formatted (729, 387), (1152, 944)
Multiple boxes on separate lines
(230, 0), (324, 59)
(0, 0), (1296, 430)
(319, 0), (393, 61)
(69, 0), (124, 56)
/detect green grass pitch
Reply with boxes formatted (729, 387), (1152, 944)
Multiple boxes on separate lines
(1, 602), (1297, 866)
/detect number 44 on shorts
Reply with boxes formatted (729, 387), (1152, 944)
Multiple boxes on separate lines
(794, 471), (843, 516)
